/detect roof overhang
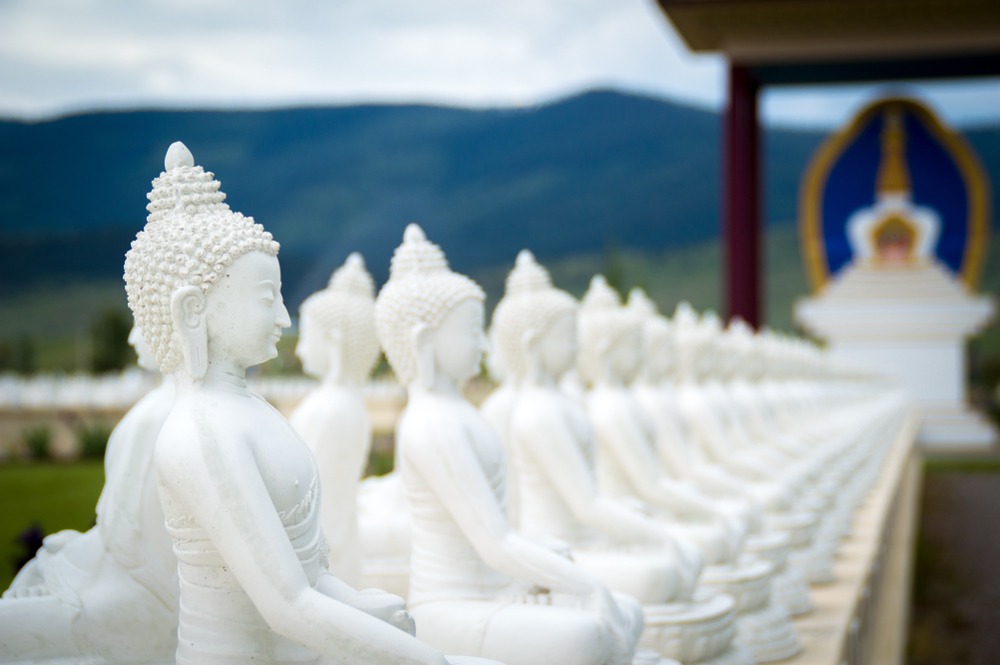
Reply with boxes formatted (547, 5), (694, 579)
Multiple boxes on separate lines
(657, 0), (1000, 84)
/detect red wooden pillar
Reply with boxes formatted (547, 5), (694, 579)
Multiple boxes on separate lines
(724, 63), (761, 328)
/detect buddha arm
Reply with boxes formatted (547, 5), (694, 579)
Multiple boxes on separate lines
(514, 411), (667, 547)
(156, 422), (444, 665)
(595, 408), (719, 520)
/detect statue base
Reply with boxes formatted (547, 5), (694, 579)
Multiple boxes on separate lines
(696, 560), (801, 663)
(639, 595), (736, 664)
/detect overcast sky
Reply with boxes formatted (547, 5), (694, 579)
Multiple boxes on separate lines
(2, 0), (999, 128)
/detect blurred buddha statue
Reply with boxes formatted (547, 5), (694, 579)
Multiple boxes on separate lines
(628, 294), (813, 618)
(578, 277), (744, 566)
(579, 279), (800, 663)
(0, 326), (178, 664)
(290, 252), (381, 588)
(480, 318), (521, 529)
(492, 251), (748, 665)
(123, 142), (456, 665)
(375, 225), (657, 665)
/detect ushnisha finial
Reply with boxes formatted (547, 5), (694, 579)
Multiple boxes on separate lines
(505, 249), (553, 296)
(581, 274), (621, 311)
(403, 223), (426, 243)
(673, 301), (698, 326)
(164, 141), (195, 171)
(626, 287), (658, 318)
(329, 252), (375, 298)
(701, 310), (723, 333)
(389, 223), (449, 278)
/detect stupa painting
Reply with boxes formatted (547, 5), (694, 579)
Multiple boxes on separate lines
(795, 99), (996, 448)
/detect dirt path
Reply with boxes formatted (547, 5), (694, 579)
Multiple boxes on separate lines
(908, 462), (1000, 665)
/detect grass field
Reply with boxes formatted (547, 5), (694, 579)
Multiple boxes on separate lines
(0, 461), (105, 591)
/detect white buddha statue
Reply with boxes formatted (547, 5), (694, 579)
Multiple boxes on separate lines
(493, 251), (747, 665)
(669, 304), (798, 504)
(627, 293), (813, 618)
(290, 252), (381, 588)
(578, 278), (800, 663)
(578, 277), (743, 566)
(0, 326), (178, 664)
(124, 142), (465, 665)
(480, 314), (521, 530)
(374, 226), (656, 665)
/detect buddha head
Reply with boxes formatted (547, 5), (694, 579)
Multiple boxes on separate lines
(696, 311), (726, 380)
(722, 317), (757, 381)
(491, 250), (578, 385)
(124, 142), (287, 379)
(296, 253), (380, 384)
(625, 288), (675, 384)
(670, 302), (700, 383)
(577, 275), (644, 386)
(374, 224), (486, 389)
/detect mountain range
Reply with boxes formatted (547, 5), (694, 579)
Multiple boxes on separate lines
(2, 90), (999, 312)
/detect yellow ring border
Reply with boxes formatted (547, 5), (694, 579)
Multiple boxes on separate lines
(798, 97), (991, 293)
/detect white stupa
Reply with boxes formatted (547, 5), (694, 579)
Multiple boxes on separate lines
(795, 110), (996, 448)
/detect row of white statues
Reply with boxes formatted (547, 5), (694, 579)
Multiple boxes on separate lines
(0, 144), (907, 665)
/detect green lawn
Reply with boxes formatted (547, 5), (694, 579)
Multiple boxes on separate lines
(0, 461), (105, 591)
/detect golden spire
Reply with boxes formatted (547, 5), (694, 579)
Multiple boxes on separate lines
(875, 108), (912, 196)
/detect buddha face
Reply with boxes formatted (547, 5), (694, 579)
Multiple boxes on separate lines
(432, 298), (488, 384)
(205, 251), (291, 371)
(607, 327), (642, 383)
(295, 311), (333, 378)
(537, 311), (577, 381)
(129, 325), (159, 373)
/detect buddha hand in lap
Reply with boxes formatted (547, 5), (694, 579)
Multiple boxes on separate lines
(124, 142), (455, 665)
(374, 227), (653, 665)
(0, 327), (177, 664)
(290, 252), (381, 588)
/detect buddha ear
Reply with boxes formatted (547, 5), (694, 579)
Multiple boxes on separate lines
(411, 323), (435, 389)
(521, 328), (541, 382)
(326, 328), (344, 382)
(171, 285), (208, 380)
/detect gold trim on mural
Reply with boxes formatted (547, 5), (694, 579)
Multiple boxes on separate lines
(798, 97), (991, 293)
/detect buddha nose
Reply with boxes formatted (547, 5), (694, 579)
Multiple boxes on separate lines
(277, 301), (292, 329)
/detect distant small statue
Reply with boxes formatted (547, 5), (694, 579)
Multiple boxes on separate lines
(290, 252), (381, 588)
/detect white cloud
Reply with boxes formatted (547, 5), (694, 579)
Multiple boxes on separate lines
(0, 0), (723, 118)
(0, 0), (996, 128)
